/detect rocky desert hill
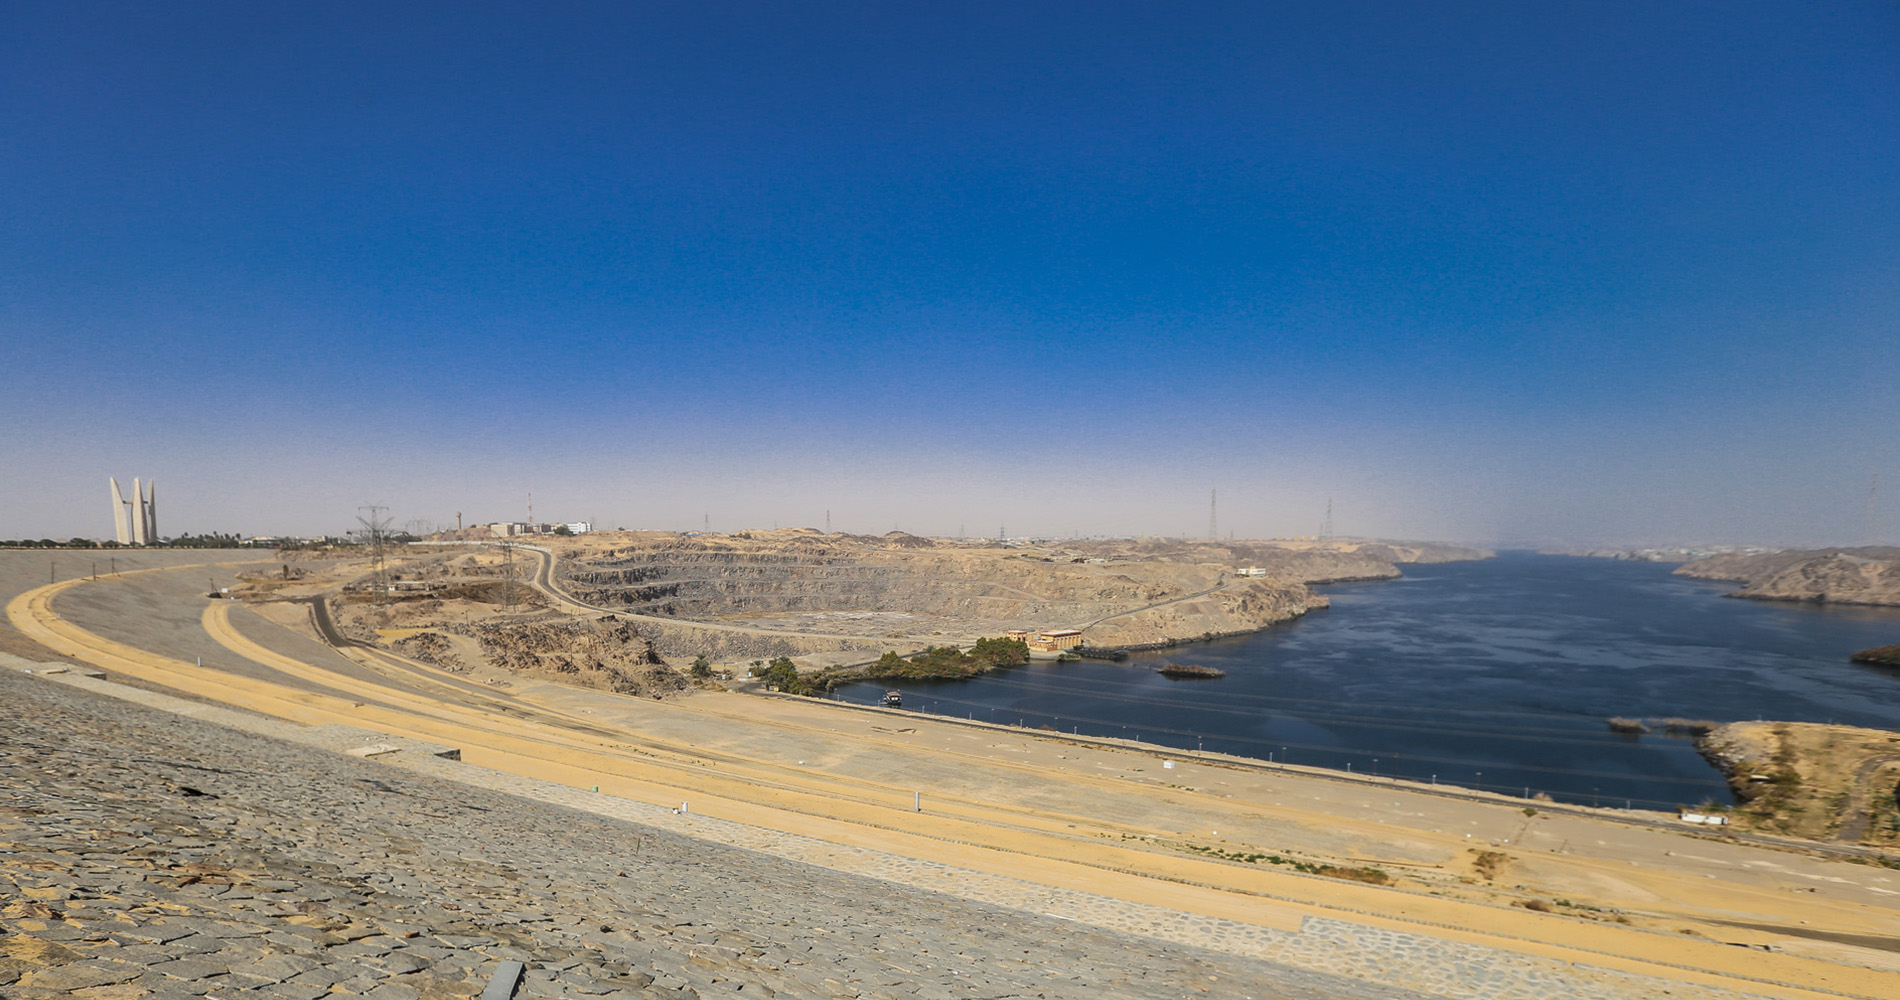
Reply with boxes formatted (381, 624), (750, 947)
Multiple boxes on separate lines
(1675, 546), (1900, 607)
(551, 530), (1489, 651)
(1697, 720), (1900, 844)
(248, 531), (1487, 687)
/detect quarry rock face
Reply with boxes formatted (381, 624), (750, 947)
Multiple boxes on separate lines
(551, 532), (1480, 652)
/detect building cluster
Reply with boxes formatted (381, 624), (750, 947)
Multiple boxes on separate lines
(485, 521), (592, 538)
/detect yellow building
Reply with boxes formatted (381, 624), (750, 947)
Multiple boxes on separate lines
(1026, 628), (1085, 658)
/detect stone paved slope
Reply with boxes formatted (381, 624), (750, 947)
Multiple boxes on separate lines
(0, 667), (1417, 1000)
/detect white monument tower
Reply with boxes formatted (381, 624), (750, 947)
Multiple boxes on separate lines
(110, 478), (131, 544)
(109, 477), (157, 545)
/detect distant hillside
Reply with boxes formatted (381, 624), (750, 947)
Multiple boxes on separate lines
(1675, 546), (1900, 607)
(548, 531), (1491, 654)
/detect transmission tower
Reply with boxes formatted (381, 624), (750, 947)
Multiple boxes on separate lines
(1209, 489), (1218, 541)
(499, 541), (517, 612)
(356, 504), (391, 604)
(527, 491), (534, 529)
(1321, 497), (1334, 541)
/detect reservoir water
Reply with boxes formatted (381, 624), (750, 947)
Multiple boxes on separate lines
(835, 553), (1900, 809)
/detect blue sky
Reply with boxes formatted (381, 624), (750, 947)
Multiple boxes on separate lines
(3, 2), (1896, 545)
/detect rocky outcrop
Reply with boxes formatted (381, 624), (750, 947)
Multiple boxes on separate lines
(1676, 547), (1900, 607)
(1696, 720), (1900, 844)
(1852, 645), (1900, 667)
(390, 630), (461, 670)
(1083, 580), (1329, 649)
(465, 615), (688, 698)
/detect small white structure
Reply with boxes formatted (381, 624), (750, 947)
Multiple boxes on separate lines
(1678, 811), (1729, 826)
(564, 521), (593, 534)
(1236, 566), (1268, 577)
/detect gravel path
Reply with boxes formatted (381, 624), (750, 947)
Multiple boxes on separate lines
(1, 664), (1424, 1000)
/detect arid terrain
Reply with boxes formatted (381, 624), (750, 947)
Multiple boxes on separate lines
(7, 547), (1900, 998)
(228, 532), (1489, 685)
(550, 530), (1488, 655)
(1698, 721), (1900, 846)
(1676, 547), (1900, 608)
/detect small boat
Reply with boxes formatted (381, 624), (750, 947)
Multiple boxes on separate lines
(881, 690), (903, 707)
(1156, 663), (1225, 680)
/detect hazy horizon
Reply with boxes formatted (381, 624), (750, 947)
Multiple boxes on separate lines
(4, 4), (1896, 549)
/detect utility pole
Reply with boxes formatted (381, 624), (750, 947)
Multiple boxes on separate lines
(1209, 488), (1217, 541)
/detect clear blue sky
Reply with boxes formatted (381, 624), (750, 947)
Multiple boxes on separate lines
(3, 2), (1896, 545)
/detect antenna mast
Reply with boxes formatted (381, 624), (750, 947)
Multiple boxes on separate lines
(1209, 488), (1218, 541)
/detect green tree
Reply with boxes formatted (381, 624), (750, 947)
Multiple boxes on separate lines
(690, 654), (712, 678)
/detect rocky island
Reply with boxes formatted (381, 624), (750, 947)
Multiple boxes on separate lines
(1853, 645), (1900, 667)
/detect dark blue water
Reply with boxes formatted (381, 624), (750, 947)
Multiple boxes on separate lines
(836, 553), (1900, 810)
